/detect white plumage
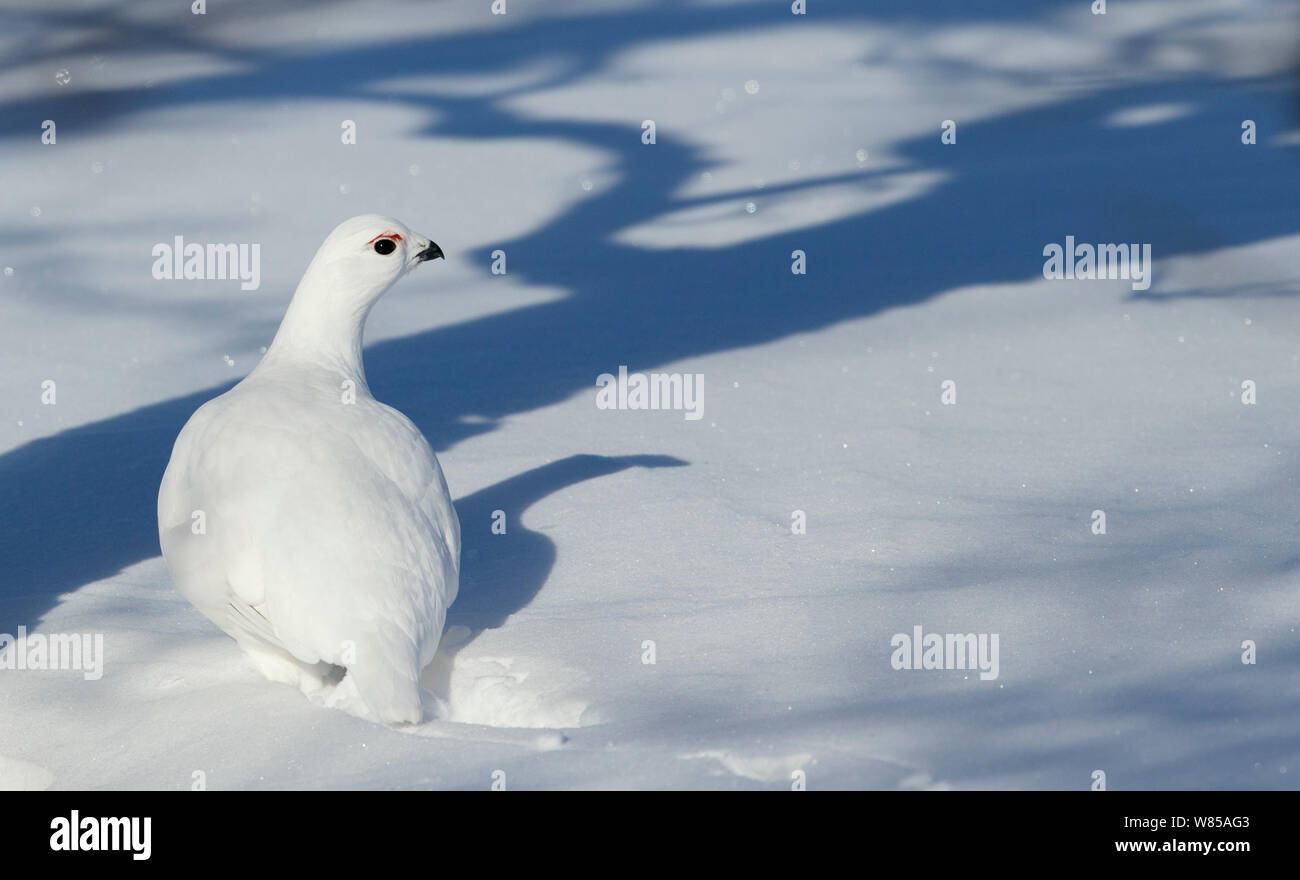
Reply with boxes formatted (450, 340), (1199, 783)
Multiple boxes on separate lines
(158, 214), (459, 724)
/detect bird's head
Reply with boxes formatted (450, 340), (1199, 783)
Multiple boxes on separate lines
(304, 213), (444, 307)
(263, 214), (445, 372)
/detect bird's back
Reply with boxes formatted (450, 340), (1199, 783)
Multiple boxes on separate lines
(158, 362), (460, 723)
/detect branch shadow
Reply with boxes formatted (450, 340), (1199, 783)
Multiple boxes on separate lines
(449, 453), (688, 635)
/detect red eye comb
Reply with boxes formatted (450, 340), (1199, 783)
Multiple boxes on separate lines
(366, 232), (403, 244)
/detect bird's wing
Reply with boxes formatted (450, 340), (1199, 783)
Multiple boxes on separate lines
(225, 598), (283, 652)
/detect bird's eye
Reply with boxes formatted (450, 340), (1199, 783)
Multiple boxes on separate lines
(373, 238), (396, 255)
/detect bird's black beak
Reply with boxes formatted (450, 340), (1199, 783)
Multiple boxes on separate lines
(416, 241), (444, 263)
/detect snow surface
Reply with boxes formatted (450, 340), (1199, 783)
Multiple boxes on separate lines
(1, 0), (1299, 789)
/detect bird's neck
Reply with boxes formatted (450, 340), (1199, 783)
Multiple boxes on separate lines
(262, 270), (378, 385)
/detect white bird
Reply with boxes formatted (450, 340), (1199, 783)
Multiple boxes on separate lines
(158, 214), (459, 725)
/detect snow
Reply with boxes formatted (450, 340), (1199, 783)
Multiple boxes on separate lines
(1, 0), (1298, 789)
